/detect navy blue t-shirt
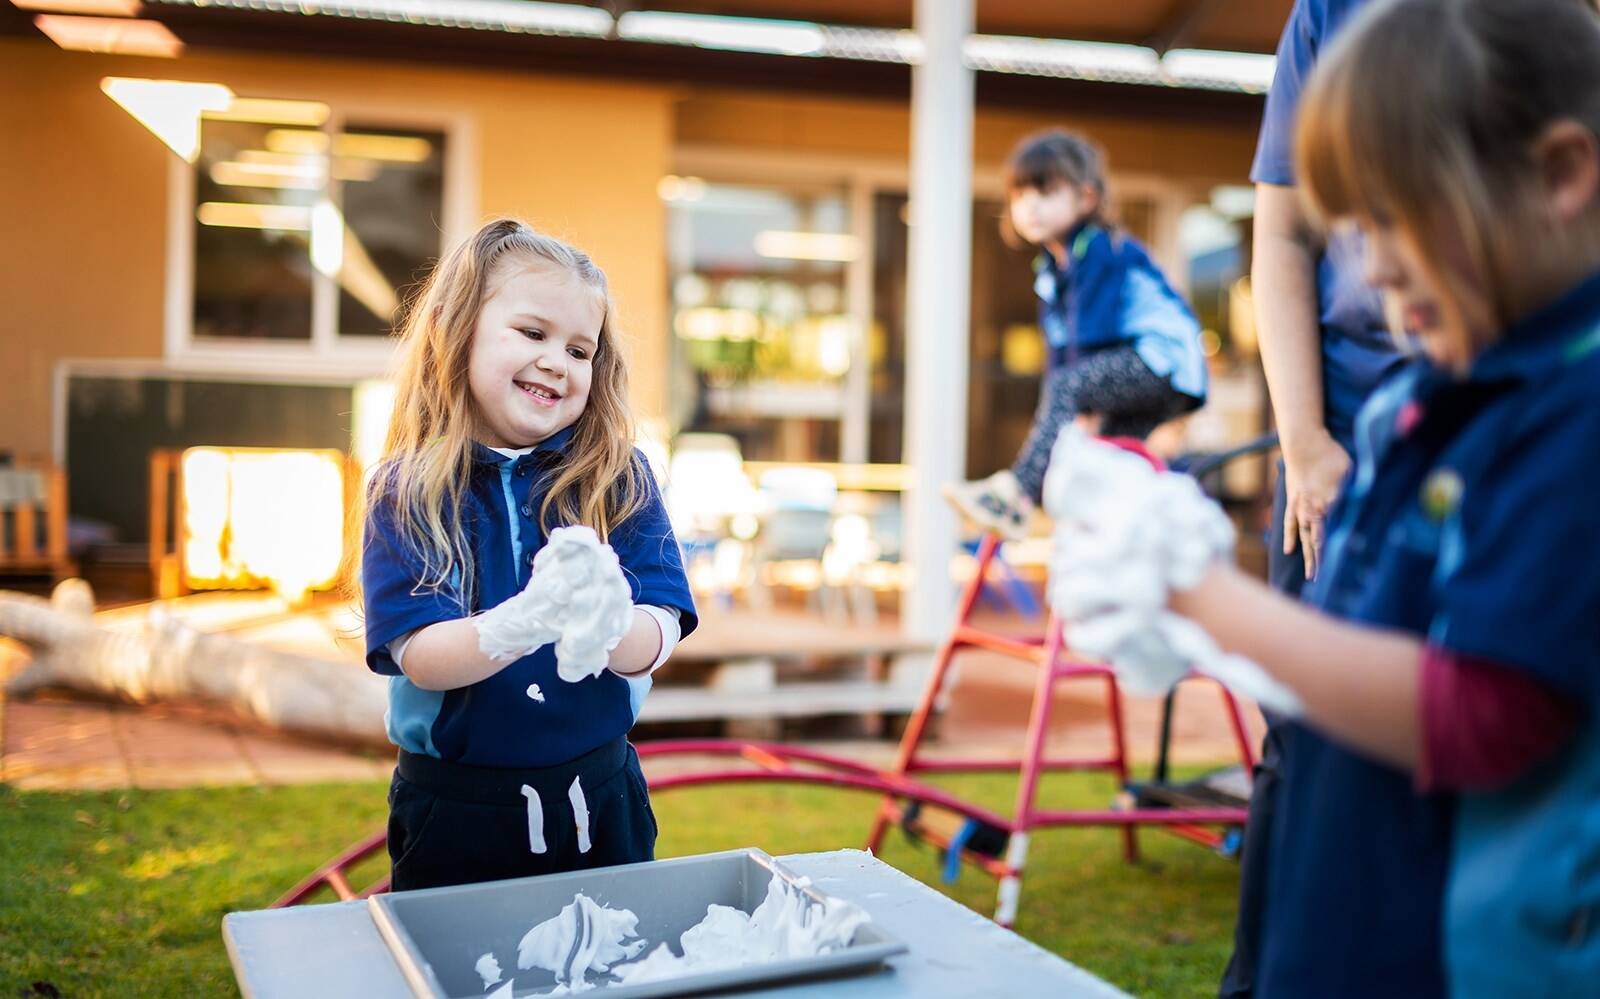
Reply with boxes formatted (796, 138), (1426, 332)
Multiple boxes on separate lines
(1252, 0), (1403, 450)
(1262, 270), (1600, 994)
(361, 427), (697, 768)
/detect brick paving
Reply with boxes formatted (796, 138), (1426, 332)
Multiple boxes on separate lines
(0, 613), (1264, 792)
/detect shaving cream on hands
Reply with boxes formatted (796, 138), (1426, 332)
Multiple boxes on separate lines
(1044, 426), (1303, 715)
(474, 526), (636, 682)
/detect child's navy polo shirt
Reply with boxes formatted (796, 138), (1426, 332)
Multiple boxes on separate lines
(1260, 269), (1600, 995)
(1033, 222), (1207, 400)
(361, 427), (698, 768)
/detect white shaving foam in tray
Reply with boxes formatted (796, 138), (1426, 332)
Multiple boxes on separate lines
(367, 848), (907, 998)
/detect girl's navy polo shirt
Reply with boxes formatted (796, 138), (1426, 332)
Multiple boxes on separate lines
(1258, 269), (1600, 996)
(361, 428), (698, 768)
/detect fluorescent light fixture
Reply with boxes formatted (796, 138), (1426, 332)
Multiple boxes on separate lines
(332, 132), (432, 162)
(205, 96), (331, 126)
(963, 34), (1275, 93)
(208, 161), (324, 190)
(236, 148), (322, 168)
(209, 154), (378, 187)
(753, 231), (859, 263)
(965, 35), (1160, 83)
(263, 128), (330, 155)
(101, 77), (233, 161)
(196, 201), (312, 230)
(1162, 49), (1276, 93)
(12, 1), (141, 14)
(619, 11), (825, 57)
(819, 25), (922, 64)
(36, 14), (184, 57)
(137, 0), (1273, 95)
(147, 0), (613, 37)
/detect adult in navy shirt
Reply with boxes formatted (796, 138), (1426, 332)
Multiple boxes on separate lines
(1223, 0), (1402, 995)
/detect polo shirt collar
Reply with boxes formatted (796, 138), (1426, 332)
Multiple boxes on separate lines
(470, 425), (577, 466)
(1466, 268), (1600, 384)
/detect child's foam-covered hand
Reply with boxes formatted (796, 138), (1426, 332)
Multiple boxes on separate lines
(1043, 425), (1235, 590)
(474, 526), (636, 682)
(1043, 427), (1302, 714)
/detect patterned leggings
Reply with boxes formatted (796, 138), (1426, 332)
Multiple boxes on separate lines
(1010, 344), (1197, 502)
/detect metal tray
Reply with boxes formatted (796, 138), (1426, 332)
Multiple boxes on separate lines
(367, 848), (907, 998)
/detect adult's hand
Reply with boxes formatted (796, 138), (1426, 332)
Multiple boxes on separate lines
(1282, 431), (1351, 580)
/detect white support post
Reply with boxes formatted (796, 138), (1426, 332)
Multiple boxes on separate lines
(902, 0), (975, 643)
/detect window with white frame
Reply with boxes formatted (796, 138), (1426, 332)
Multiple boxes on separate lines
(184, 102), (449, 351)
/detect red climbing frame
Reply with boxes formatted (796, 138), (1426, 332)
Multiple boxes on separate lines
(277, 447), (1257, 924)
(638, 530), (1257, 927)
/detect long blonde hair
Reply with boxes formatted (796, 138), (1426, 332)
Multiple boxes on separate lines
(1294, 0), (1600, 354)
(363, 218), (644, 609)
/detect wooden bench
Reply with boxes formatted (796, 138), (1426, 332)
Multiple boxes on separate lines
(0, 462), (73, 584)
(637, 606), (932, 733)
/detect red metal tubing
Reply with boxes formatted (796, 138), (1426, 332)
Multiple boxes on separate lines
(1102, 670), (1139, 862)
(1030, 807), (1246, 827)
(1162, 824), (1227, 849)
(949, 626), (1048, 663)
(636, 739), (885, 777)
(1011, 620), (1066, 831)
(648, 767), (1018, 832)
(906, 758), (1123, 774)
(1216, 681), (1260, 770)
(271, 829), (388, 907)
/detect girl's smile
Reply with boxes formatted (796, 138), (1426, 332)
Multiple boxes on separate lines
(516, 379), (564, 407)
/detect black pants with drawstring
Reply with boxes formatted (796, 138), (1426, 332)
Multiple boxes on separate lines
(387, 736), (657, 892)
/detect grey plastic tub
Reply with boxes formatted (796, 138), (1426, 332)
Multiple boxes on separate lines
(368, 848), (908, 998)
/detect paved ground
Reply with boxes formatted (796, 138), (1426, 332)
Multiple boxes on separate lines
(0, 596), (1264, 792)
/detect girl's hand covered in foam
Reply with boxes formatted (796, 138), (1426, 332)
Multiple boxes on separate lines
(474, 526), (636, 682)
(1044, 427), (1302, 714)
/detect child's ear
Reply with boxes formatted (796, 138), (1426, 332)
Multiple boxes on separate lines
(1534, 119), (1600, 223)
(1080, 183), (1102, 215)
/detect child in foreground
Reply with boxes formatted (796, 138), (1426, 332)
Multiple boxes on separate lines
(1052, 0), (1600, 993)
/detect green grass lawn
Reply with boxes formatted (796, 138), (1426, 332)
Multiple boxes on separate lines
(1, 771), (1241, 997)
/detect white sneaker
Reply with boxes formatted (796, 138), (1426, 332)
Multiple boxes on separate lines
(942, 471), (1033, 540)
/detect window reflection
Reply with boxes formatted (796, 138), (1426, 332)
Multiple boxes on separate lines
(191, 113), (445, 344)
(668, 181), (852, 462)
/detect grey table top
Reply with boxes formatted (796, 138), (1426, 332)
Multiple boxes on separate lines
(223, 849), (1130, 999)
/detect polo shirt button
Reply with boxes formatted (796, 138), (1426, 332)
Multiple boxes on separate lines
(515, 466), (527, 477)
(520, 504), (532, 518)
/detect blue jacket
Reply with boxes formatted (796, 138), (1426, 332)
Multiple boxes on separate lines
(1034, 222), (1208, 400)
